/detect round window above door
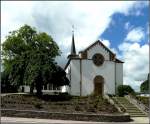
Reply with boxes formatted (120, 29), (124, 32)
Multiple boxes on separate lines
(92, 53), (104, 66)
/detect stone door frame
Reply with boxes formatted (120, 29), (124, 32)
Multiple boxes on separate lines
(93, 75), (104, 96)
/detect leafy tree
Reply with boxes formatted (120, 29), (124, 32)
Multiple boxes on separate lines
(140, 73), (149, 94)
(2, 24), (69, 96)
(50, 65), (70, 86)
(117, 85), (135, 97)
(1, 71), (18, 93)
(140, 80), (148, 93)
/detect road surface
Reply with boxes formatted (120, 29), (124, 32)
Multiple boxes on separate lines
(1, 117), (149, 124)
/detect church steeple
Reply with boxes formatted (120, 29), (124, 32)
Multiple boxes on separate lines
(68, 25), (77, 59)
(71, 29), (76, 55)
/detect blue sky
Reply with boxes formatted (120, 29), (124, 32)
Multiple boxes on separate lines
(101, 7), (149, 49)
(100, 5), (149, 91)
(1, 1), (149, 91)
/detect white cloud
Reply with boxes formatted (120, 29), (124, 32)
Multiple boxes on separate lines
(125, 22), (130, 30)
(100, 39), (122, 59)
(2, 1), (146, 65)
(125, 27), (145, 42)
(2, 1), (148, 49)
(118, 42), (132, 52)
(1, 1), (35, 42)
(2, 1), (141, 46)
(119, 42), (149, 91)
(101, 39), (111, 48)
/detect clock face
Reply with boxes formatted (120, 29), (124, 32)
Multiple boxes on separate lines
(92, 53), (104, 66)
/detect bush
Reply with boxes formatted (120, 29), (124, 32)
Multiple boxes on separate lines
(140, 80), (149, 93)
(136, 96), (149, 107)
(34, 103), (43, 109)
(40, 93), (72, 101)
(75, 105), (82, 111)
(107, 94), (116, 97)
(117, 85), (135, 97)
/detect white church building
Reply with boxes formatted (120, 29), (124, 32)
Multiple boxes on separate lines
(65, 33), (123, 96)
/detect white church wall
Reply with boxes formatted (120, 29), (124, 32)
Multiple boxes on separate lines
(65, 65), (71, 93)
(87, 44), (110, 60)
(81, 60), (94, 96)
(64, 41), (124, 96)
(70, 59), (81, 96)
(65, 66), (71, 81)
(21, 85), (30, 92)
(81, 60), (116, 96)
(65, 66), (69, 74)
(116, 63), (123, 89)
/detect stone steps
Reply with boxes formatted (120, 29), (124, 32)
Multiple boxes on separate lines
(125, 107), (141, 110)
(126, 111), (145, 114)
(113, 97), (147, 117)
(130, 114), (146, 116)
(126, 109), (142, 112)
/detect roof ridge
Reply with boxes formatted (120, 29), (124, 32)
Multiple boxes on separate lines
(79, 40), (115, 55)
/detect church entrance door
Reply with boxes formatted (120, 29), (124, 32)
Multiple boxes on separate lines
(94, 76), (104, 96)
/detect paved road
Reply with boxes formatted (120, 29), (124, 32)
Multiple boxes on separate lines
(1, 117), (149, 124)
(1, 117), (103, 124)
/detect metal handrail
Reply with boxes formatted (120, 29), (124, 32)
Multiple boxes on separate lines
(112, 97), (126, 112)
(126, 95), (149, 114)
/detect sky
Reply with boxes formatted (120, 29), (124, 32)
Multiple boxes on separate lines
(1, 1), (149, 91)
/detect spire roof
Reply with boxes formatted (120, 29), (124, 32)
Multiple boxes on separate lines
(67, 25), (79, 59)
(71, 30), (76, 55)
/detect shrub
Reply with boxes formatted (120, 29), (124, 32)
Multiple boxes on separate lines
(140, 80), (149, 93)
(117, 85), (135, 97)
(75, 105), (82, 111)
(107, 94), (116, 97)
(136, 96), (149, 107)
(87, 107), (96, 112)
(40, 93), (72, 101)
(34, 103), (43, 109)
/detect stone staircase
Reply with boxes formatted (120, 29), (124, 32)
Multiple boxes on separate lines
(113, 97), (147, 117)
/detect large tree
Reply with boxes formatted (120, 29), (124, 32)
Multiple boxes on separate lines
(2, 25), (69, 96)
(1, 71), (18, 93)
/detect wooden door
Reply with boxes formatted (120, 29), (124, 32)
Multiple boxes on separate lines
(94, 76), (104, 96)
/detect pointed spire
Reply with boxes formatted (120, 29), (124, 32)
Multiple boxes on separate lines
(71, 25), (76, 55)
(68, 25), (77, 59)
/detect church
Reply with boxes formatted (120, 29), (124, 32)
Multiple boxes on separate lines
(65, 32), (123, 96)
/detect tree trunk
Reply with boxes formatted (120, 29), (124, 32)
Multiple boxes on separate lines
(35, 73), (43, 97)
(36, 83), (42, 97)
(30, 83), (34, 94)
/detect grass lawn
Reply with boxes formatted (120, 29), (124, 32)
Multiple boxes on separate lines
(1, 94), (120, 114)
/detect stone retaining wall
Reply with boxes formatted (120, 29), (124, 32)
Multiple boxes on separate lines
(1, 109), (131, 122)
